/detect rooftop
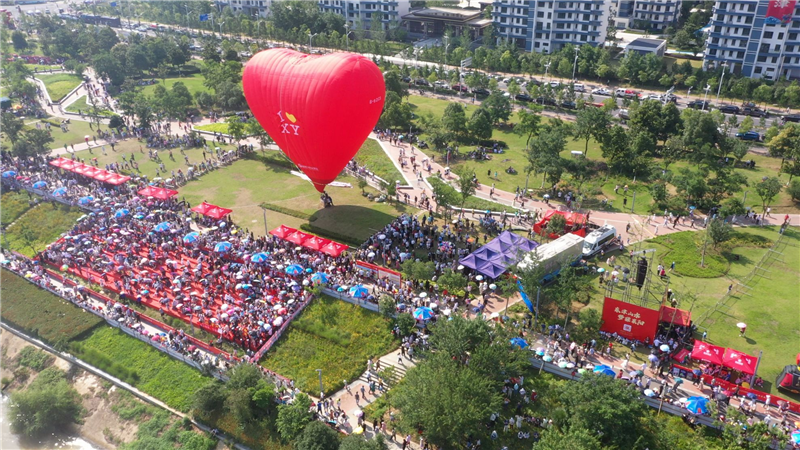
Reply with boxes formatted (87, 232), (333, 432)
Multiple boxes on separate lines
(627, 38), (666, 49)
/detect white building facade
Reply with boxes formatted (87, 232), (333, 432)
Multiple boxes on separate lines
(318, 1), (410, 30)
(491, 0), (613, 53)
(703, 0), (800, 80)
(227, 0), (272, 18)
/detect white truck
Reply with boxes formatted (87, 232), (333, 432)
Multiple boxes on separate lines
(582, 225), (618, 258)
(517, 233), (585, 283)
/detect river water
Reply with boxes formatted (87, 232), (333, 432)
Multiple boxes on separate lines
(0, 396), (99, 450)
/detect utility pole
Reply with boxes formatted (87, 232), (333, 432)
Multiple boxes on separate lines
(344, 23), (350, 51)
(702, 84), (711, 111)
(316, 369), (323, 396)
(308, 31), (318, 53)
(260, 206), (268, 236)
(572, 46), (579, 81)
(715, 62), (728, 107)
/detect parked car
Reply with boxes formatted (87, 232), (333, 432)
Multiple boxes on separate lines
(472, 87), (490, 96)
(687, 99), (711, 109)
(717, 105), (741, 114)
(735, 131), (761, 141)
(549, 81), (561, 88)
(619, 109), (630, 120)
(536, 97), (557, 106)
(451, 84), (469, 92)
(646, 94), (662, 101)
(414, 78), (429, 86)
(742, 106), (768, 117)
(561, 101), (577, 110)
(782, 113), (800, 123)
(573, 83), (585, 92)
(592, 87), (611, 96)
(515, 93), (533, 102)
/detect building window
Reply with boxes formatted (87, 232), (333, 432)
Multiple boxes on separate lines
(755, 66), (763, 74)
(764, 31), (773, 39)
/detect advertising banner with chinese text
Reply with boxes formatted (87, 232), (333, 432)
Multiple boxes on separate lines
(599, 297), (659, 342)
(766, 0), (796, 24)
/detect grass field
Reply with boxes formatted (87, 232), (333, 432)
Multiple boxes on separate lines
(139, 73), (208, 98)
(194, 123), (229, 134)
(73, 326), (211, 412)
(0, 191), (34, 226)
(64, 95), (114, 116)
(573, 226), (800, 397)
(36, 73), (83, 102)
(353, 138), (405, 185)
(178, 152), (413, 242)
(3, 202), (83, 257)
(407, 94), (799, 214)
(260, 295), (397, 395)
(0, 269), (104, 345)
(1, 119), (101, 151)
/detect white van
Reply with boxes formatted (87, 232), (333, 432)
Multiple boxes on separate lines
(573, 83), (585, 92)
(582, 225), (617, 257)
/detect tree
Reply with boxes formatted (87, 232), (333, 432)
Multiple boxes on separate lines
(225, 116), (246, 144)
(467, 107), (493, 141)
(441, 102), (468, 136)
(454, 165), (476, 209)
(546, 213), (568, 237)
(246, 117), (273, 150)
(515, 107), (543, 150)
(707, 217), (733, 248)
(11, 30), (28, 51)
(192, 381), (227, 415)
(672, 29), (692, 49)
(573, 106), (611, 155)
(787, 179), (800, 202)
(738, 116), (754, 133)
(10, 368), (83, 438)
(755, 177), (783, 212)
(507, 79), (521, 98)
(383, 70), (408, 98)
(1, 113), (24, 144)
(13, 129), (54, 158)
(528, 126), (568, 185)
(276, 392), (313, 441)
(339, 434), (388, 450)
(294, 420), (340, 450)
(536, 427), (603, 450)
(481, 91), (512, 124)
(768, 124), (800, 170)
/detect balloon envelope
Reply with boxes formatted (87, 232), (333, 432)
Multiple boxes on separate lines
(243, 49), (385, 192)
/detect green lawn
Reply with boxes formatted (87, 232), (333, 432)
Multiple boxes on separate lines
(0, 191), (34, 226)
(353, 138), (405, 185)
(575, 227), (799, 398)
(139, 73), (209, 98)
(64, 95), (114, 116)
(260, 295), (397, 395)
(3, 202), (83, 257)
(73, 326), (211, 412)
(0, 269), (105, 345)
(194, 123), (229, 134)
(25, 64), (63, 72)
(1, 119), (102, 151)
(178, 152), (413, 242)
(36, 73), (83, 102)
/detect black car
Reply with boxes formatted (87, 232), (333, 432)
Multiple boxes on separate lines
(515, 93), (533, 102)
(471, 87), (490, 96)
(717, 105), (741, 114)
(535, 97), (557, 106)
(783, 113), (800, 123)
(687, 100), (711, 109)
(414, 78), (429, 86)
(561, 101), (577, 110)
(742, 106), (768, 117)
(401, 76), (411, 82)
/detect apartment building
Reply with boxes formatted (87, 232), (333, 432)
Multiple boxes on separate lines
(703, 0), (800, 80)
(317, 1), (410, 31)
(226, 0), (272, 18)
(491, 0), (613, 53)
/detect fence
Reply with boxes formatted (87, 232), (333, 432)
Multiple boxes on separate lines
(249, 294), (312, 364)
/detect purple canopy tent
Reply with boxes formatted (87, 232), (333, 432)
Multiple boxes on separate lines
(460, 231), (538, 279)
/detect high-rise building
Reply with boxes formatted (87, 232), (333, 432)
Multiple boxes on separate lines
(491, 0), (613, 53)
(618, 0), (681, 31)
(703, 0), (800, 80)
(226, 0), (272, 18)
(317, 1), (410, 31)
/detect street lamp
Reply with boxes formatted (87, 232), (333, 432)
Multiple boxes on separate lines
(702, 84), (711, 111)
(715, 62), (728, 107)
(308, 31), (318, 53)
(572, 46), (579, 81)
(316, 369), (323, 397)
(344, 23), (350, 51)
(544, 60), (552, 82)
(260, 205), (268, 236)
(218, 21), (225, 39)
(443, 35), (450, 63)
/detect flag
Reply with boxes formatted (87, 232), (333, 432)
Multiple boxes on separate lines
(199, 13), (210, 22)
(517, 280), (535, 314)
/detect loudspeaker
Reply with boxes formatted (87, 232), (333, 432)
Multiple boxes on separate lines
(635, 257), (648, 288)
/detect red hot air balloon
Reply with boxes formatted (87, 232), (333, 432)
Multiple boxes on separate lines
(243, 49), (386, 192)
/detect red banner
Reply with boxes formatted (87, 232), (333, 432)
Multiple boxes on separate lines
(599, 297), (659, 342)
(767, 0), (796, 24)
(659, 305), (691, 326)
(722, 348), (758, 375)
(691, 340), (725, 365)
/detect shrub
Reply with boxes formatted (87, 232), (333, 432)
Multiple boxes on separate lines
(0, 191), (33, 226)
(788, 179), (800, 202)
(17, 346), (52, 372)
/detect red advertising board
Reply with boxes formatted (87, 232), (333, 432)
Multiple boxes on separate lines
(599, 297), (659, 342)
(355, 260), (402, 285)
(767, 0), (796, 24)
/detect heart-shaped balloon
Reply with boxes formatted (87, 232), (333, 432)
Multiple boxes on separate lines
(243, 49), (386, 192)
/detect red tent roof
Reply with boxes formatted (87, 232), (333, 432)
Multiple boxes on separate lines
(722, 348), (758, 375)
(138, 186), (179, 200)
(59, 160), (78, 170)
(269, 225), (296, 239)
(285, 231), (311, 246)
(49, 157), (71, 168)
(106, 174), (131, 186)
(71, 163), (90, 174)
(93, 171), (114, 182)
(659, 306), (692, 326)
(691, 340), (724, 365)
(83, 167), (101, 178)
(303, 236), (331, 251)
(321, 241), (349, 257)
(190, 201), (233, 220)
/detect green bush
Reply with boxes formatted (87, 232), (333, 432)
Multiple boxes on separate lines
(0, 191), (33, 226)
(299, 223), (363, 247)
(3, 203), (84, 257)
(1, 270), (104, 345)
(17, 346), (53, 371)
(427, 176), (509, 212)
(260, 202), (311, 220)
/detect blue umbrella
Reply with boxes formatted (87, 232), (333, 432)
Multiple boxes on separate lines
(792, 430), (800, 445)
(154, 222), (171, 232)
(183, 232), (199, 244)
(349, 284), (369, 298)
(413, 306), (435, 321)
(311, 272), (329, 285)
(305, 267), (313, 273)
(114, 209), (130, 219)
(133, 213), (145, 219)
(510, 337), (528, 349)
(78, 195), (94, 205)
(52, 187), (68, 197)
(593, 365), (616, 377)
(250, 252), (270, 263)
(2, 170), (17, 178)
(285, 264), (303, 276)
(685, 396), (709, 415)
(214, 241), (232, 253)
(32, 181), (47, 189)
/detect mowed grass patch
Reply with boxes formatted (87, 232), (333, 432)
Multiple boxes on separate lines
(0, 269), (104, 345)
(260, 295), (397, 395)
(0, 190), (34, 226)
(139, 73), (209, 98)
(4, 202), (83, 257)
(353, 138), (405, 185)
(0, 119), (101, 151)
(194, 123), (229, 134)
(179, 154), (410, 241)
(36, 73), (83, 102)
(64, 95), (114, 116)
(427, 176), (512, 212)
(73, 326), (210, 412)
